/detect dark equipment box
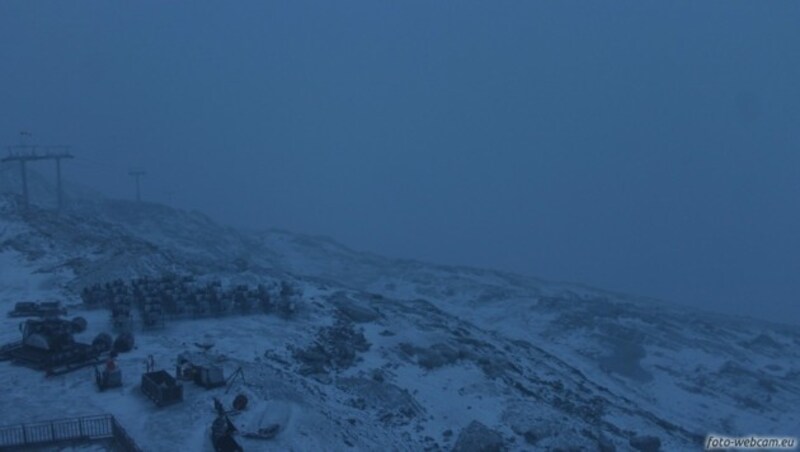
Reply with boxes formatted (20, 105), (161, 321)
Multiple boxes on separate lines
(141, 370), (183, 407)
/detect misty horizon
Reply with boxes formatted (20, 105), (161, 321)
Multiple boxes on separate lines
(1, 162), (796, 328)
(1, 1), (798, 326)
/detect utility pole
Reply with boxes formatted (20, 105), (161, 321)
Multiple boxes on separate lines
(47, 146), (71, 210)
(2, 140), (73, 211)
(129, 169), (146, 202)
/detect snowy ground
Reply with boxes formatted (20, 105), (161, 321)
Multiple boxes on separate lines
(1, 195), (798, 451)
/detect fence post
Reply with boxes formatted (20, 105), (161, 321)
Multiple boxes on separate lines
(0, 414), (139, 451)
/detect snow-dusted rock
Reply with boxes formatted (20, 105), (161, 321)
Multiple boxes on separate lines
(452, 421), (506, 452)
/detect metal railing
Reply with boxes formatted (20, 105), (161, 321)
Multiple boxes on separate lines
(0, 414), (141, 451)
(111, 416), (143, 452)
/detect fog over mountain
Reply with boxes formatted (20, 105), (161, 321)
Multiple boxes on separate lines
(1, 1), (798, 327)
(1, 4), (798, 450)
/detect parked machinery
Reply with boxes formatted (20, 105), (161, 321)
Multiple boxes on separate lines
(92, 332), (113, 352)
(20, 317), (89, 351)
(113, 332), (135, 353)
(80, 275), (284, 330)
(1, 317), (112, 375)
(8, 300), (68, 318)
(95, 352), (123, 391)
(111, 303), (133, 332)
(96, 366), (122, 390)
(177, 352), (225, 389)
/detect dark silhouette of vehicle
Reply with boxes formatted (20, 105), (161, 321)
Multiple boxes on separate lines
(8, 301), (68, 318)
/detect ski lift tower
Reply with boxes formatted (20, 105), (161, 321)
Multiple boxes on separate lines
(128, 169), (146, 202)
(2, 140), (74, 211)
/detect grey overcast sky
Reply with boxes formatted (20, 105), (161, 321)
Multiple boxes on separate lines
(1, 1), (798, 324)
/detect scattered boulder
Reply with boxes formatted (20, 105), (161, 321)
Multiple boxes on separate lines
(502, 404), (602, 450)
(598, 437), (617, 452)
(337, 377), (423, 426)
(399, 342), (468, 370)
(599, 336), (652, 383)
(741, 333), (783, 351)
(418, 343), (464, 369)
(451, 421), (506, 452)
(293, 319), (371, 374)
(331, 293), (380, 323)
(629, 435), (661, 452)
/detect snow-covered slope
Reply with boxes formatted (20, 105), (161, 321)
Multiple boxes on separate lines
(0, 194), (796, 451)
(259, 227), (800, 439)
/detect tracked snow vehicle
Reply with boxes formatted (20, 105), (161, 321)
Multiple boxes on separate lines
(7, 300), (68, 318)
(0, 317), (111, 375)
